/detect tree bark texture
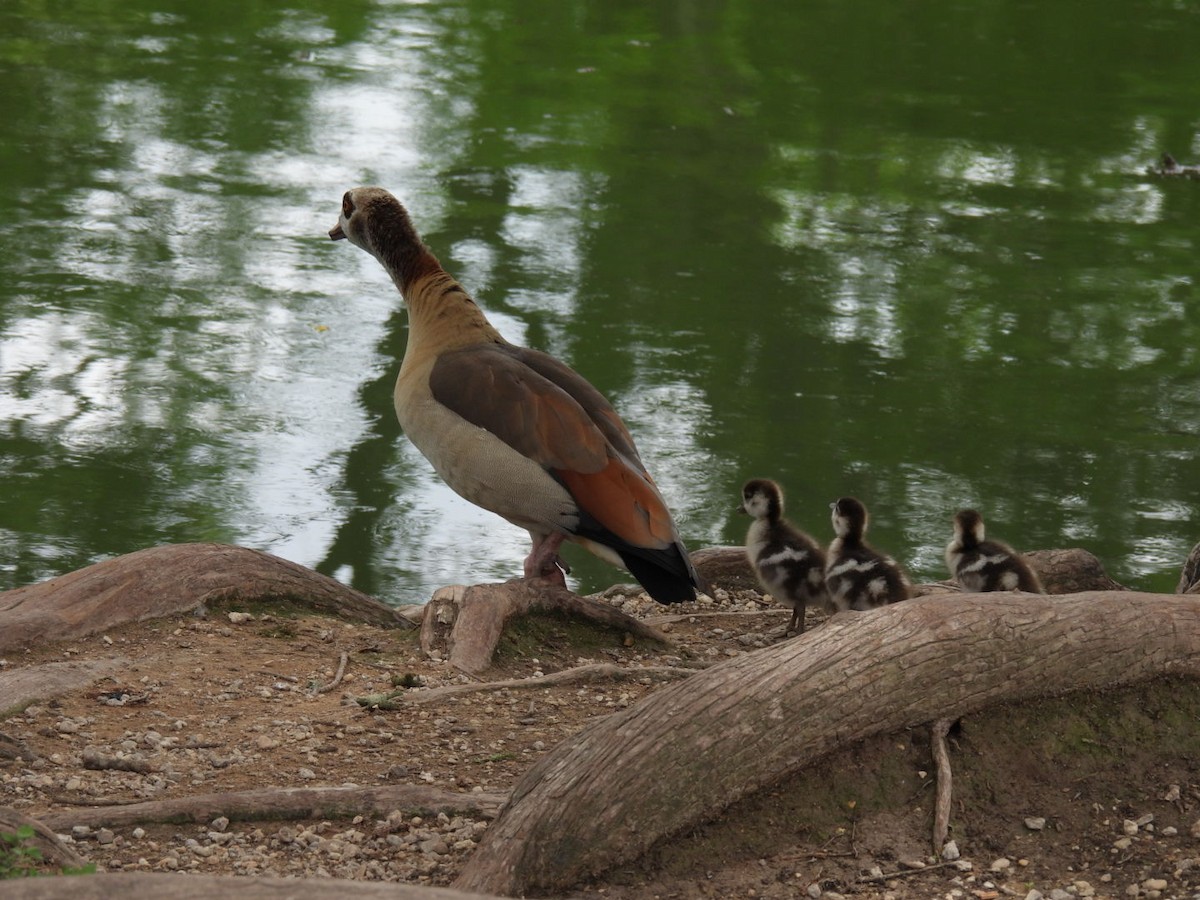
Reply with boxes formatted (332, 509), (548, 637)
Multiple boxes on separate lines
(420, 581), (669, 675)
(0, 543), (409, 653)
(454, 591), (1200, 896)
(1022, 548), (1130, 593)
(0, 872), (504, 900)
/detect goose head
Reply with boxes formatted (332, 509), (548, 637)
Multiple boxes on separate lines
(329, 186), (421, 264)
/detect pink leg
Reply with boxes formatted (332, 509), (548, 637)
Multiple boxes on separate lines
(524, 532), (568, 587)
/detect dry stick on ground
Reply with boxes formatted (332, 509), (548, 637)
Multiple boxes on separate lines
(0, 872), (507, 900)
(400, 662), (697, 705)
(859, 860), (964, 883)
(0, 542), (409, 654)
(643, 609), (788, 626)
(454, 592), (1200, 897)
(930, 717), (954, 853)
(310, 651), (350, 695)
(420, 580), (672, 675)
(39, 784), (508, 832)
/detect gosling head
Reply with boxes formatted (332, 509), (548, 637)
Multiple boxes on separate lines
(952, 509), (986, 548)
(830, 496), (868, 540)
(738, 479), (783, 521)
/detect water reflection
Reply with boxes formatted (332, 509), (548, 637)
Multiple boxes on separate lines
(2, 0), (1199, 602)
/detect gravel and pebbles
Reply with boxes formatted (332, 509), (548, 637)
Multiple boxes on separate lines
(2, 586), (1199, 900)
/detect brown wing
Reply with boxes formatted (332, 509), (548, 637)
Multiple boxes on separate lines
(428, 343), (677, 550)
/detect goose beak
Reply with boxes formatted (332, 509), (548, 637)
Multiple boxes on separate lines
(329, 223), (346, 241)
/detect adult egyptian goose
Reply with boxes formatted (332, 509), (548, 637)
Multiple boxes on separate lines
(329, 187), (705, 603)
(738, 479), (828, 635)
(945, 509), (1044, 593)
(825, 496), (910, 611)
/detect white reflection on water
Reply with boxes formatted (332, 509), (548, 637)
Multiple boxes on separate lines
(770, 187), (907, 358)
(938, 145), (1018, 187)
(613, 377), (730, 547)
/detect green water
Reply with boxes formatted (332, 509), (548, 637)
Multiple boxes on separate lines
(2, 0), (1198, 605)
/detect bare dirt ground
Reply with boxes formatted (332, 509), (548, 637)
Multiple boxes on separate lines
(2, 588), (1199, 899)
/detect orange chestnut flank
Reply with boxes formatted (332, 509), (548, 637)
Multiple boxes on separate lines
(329, 186), (707, 604)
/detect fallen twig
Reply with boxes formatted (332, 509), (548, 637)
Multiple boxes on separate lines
(310, 651), (349, 696)
(859, 859), (963, 883)
(399, 663), (696, 705)
(643, 609), (789, 626)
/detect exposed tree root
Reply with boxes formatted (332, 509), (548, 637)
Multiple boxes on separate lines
(454, 591), (1200, 896)
(0, 543), (412, 654)
(931, 718), (954, 853)
(38, 784), (507, 832)
(0, 805), (87, 872)
(0, 871), (505, 900)
(419, 580), (671, 675)
(0, 658), (131, 718)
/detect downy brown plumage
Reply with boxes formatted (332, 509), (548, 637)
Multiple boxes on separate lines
(329, 187), (705, 603)
(945, 509), (1044, 593)
(825, 496), (910, 611)
(739, 478), (828, 634)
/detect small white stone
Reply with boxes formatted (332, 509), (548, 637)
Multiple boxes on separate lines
(941, 840), (960, 860)
(1165, 784), (1181, 802)
(1142, 878), (1168, 891)
(1024, 816), (1046, 831)
(1122, 819), (1139, 835)
(227, 612), (253, 624)
(990, 857), (1011, 872)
